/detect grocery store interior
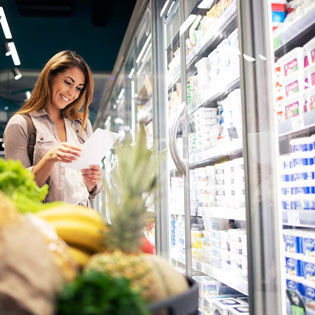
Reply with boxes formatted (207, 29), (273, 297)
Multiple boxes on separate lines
(0, 0), (315, 314)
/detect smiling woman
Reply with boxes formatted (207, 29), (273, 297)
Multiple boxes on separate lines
(3, 50), (102, 207)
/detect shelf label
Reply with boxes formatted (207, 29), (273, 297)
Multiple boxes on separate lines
(291, 115), (304, 131)
(287, 211), (300, 225)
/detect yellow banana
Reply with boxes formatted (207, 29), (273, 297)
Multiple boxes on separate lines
(68, 246), (91, 268)
(37, 204), (104, 228)
(49, 219), (105, 252)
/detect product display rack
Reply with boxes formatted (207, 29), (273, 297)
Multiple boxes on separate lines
(93, 0), (307, 314)
(272, 1), (315, 314)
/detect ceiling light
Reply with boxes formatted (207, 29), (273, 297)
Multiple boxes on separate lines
(4, 42), (11, 56)
(7, 42), (20, 65)
(25, 91), (31, 100)
(128, 67), (135, 79)
(0, 7), (12, 39)
(12, 67), (22, 80)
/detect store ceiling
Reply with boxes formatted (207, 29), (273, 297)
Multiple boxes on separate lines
(0, 0), (137, 138)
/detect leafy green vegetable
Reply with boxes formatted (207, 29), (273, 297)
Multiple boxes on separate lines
(57, 270), (149, 315)
(0, 158), (48, 213)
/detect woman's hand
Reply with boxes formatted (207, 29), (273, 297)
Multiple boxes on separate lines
(46, 142), (81, 163)
(81, 164), (102, 193)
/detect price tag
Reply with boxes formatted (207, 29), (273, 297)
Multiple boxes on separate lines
(291, 115), (304, 131)
(287, 211), (300, 225)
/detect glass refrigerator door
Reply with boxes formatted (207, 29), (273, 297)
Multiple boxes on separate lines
(180, 1), (251, 312)
(271, 1), (315, 314)
(160, 1), (187, 274)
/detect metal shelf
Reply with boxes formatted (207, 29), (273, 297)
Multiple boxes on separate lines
(278, 109), (315, 139)
(274, 3), (315, 58)
(199, 207), (246, 221)
(198, 261), (248, 295)
(171, 256), (248, 295)
(189, 139), (243, 169)
(188, 77), (240, 115)
(282, 210), (315, 228)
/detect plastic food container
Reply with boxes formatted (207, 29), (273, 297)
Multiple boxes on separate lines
(303, 37), (315, 68)
(290, 137), (314, 152)
(291, 151), (314, 167)
(277, 47), (304, 78)
(304, 86), (315, 111)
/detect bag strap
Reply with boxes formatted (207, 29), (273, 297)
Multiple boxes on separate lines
(21, 113), (36, 165)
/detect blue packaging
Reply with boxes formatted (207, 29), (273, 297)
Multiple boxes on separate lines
(293, 156), (314, 167)
(302, 237), (315, 257)
(281, 173), (295, 182)
(295, 200), (315, 211)
(286, 279), (302, 292)
(303, 286), (315, 311)
(285, 257), (302, 277)
(283, 234), (302, 253)
(302, 261), (315, 282)
(294, 171), (315, 181)
(282, 200), (296, 210)
(281, 187), (295, 195)
(272, 10), (286, 23)
(295, 185), (315, 195)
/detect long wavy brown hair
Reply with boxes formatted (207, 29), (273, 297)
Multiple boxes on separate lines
(16, 50), (94, 133)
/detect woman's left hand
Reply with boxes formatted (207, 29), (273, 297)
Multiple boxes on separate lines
(81, 165), (102, 193)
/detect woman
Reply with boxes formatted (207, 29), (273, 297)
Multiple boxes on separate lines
(4, 50), (102, 207)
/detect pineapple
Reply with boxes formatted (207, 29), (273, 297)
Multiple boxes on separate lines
(86, 124), (188, 303)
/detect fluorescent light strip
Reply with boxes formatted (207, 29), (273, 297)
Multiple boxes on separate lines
(136, 33), (152, 64)
(8, 42), (21, 66)
(118, 88), (125, 100)
(160, 0), (170, 17)
(0, 7), (12, 39)
(128, 67), (135, 79)
(25, 91), (31, 99)
(180, 14), (197, 36)
(137, 43), (152, 76)
(166, 1), (175, 16)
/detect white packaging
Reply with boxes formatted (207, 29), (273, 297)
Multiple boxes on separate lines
(303, 36), (315, 68)
(277, 47), (305, 78)
(227, 305), (250, 315)
(304, 86), (315, 111)
(212, 298), (244, 315)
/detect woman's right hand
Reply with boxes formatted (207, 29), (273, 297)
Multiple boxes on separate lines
(46, 142), (81, 163)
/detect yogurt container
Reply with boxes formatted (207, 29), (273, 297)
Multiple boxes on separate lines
(290, 137), (314, 152)
(303, 37), (315, 68)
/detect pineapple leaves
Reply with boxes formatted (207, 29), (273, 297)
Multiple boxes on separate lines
(104, 123), (165, 253)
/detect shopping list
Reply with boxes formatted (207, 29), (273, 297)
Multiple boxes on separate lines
(61, 128), (119, 170)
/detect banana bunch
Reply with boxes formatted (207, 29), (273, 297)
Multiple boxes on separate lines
(37, 204), (107, 268)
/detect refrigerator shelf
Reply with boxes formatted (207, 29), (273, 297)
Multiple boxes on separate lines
(197, 261), (248, 295)
(274, 2), (315, 57)
(188, 76), (240, 116)
(186, 0), (237, 70)
(170, 255), (248, 295)
(198, 207), (246, 221)
(282, 210), (315, 228)
(278, 109), (315, 139)
(189, 139), (242, 168)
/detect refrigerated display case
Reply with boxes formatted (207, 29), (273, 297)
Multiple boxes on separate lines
(94, 0), (289, 314)
(271, 1), (315, 314)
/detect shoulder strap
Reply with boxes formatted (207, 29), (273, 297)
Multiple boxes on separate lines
(21, 113), (36, 165)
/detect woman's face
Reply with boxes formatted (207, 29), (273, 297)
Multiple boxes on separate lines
(49, 67), (85, 110)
